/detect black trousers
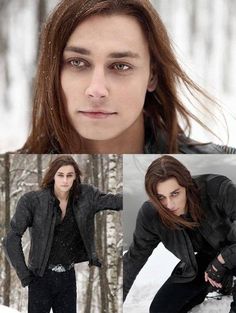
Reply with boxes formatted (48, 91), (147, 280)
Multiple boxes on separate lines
(28, 268), (76, 313)
(149, 254), (214, 313)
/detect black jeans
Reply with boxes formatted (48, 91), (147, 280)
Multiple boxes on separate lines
(28, 268), (76, 313)
(149, 254), (213, 313)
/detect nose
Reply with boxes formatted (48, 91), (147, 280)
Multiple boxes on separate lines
(165, 198), (175, 210)
(85, 68), (109, 101)
(63, 176), (68, 184)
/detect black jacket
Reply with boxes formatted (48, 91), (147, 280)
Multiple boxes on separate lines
(144, 127), (236, 154)
(3, 184), (122, 287)
(123, 174), (236, 300)
(43, 127), (236, 154)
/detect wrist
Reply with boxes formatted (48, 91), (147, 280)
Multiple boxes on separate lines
(217, 254), (225, 265)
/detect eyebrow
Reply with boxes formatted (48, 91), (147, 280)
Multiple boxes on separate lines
(157, 188), (180, 196)
(64, 46), (140, 59)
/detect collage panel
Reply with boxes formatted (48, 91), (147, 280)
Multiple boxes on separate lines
(0, 154), (122, 313)
(0, 0), (236, 312)
(0, 0), (236, 155)
(123, 154), (236, 313)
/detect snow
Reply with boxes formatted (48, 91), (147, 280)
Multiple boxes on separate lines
(123, 245), (232, 313)
(0, 0), (236, 152)
(0, 305), (21, 313)
(123, 155), (236, 313)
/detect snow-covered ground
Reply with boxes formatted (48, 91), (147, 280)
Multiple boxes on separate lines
(0, 305), (21, 313)
(123, 245), (232, 313)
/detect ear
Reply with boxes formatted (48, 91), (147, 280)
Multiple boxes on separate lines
(147, 72), (157, 92)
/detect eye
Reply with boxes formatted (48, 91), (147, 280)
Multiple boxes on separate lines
(171, 191), (179, 197)
(157, 195), (164, 201)
(65, 58), (88, 69)
(112, 63), (131, 72)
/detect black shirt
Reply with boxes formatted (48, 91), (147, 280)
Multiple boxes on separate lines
(48, 197), (86, 265)
(182, 213), (216, 257)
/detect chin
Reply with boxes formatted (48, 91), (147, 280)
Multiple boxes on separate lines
(79, 131), (119, 141)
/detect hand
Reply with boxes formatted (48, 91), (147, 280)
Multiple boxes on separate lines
(205, 271), (222, 289)
(205, 255), (227, 289)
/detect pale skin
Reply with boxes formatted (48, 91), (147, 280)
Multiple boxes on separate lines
(53, 165), (76, 220)
(156, 177), (225, 289)
(61, 14), (156, 153)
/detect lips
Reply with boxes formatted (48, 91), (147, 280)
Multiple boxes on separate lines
(169, 208), (178, 212)
(78, 110), (117, 119)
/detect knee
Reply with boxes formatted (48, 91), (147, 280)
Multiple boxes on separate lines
(149, 298), (165, 313)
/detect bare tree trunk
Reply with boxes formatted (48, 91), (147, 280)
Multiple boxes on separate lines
(97, 212), (109, 313)
(37, 0), (47, 52)
(84, 266), (95, 313)
(3, 153), (11, 306)
(37, 154), (42, 186)
(92, 155), (99, 186)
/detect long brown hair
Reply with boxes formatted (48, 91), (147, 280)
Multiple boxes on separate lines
(145, 155), (203, 229)
(41, 156), (82, 195)
(21, 0), (218, 153)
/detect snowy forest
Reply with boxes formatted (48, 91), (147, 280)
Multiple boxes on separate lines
(0, 0), (236, 152)
(0, 154), (123, 313)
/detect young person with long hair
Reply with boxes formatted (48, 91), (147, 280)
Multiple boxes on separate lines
(3, 155), (122, 313)
(124, 155), (236, 313)
(20, 0), (235, 154)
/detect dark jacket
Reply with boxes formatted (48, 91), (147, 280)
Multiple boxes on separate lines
(3, 184), (122, 287)
(123, 174), (236, 300)
(144, 127), (236, 154)
(44, 127), (236, 154)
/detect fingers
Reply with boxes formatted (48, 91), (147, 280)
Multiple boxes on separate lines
(204, 272), (222, 289)
(208, 277), (222, 289)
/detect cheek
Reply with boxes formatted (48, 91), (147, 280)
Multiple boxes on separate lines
(179, 195), (187, 207)
(117, 79), (148, 115)
(61, 72), (82, 107)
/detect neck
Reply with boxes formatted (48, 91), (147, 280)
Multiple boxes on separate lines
(82, 115), (145, 154)
(54, 187), (69, 201)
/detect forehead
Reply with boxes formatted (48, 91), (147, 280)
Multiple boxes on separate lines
(56, 165), (75, 173)
(65, 14), (149, 56)
(156, 177), (183, 195)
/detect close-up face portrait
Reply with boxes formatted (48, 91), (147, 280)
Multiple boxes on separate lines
(0, 0), (236, 153)
(61, 14), (155, 143)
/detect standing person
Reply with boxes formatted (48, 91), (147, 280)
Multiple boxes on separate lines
(17, 0), (235, 154)
(3, 155), (122, 313)
(124, 155), (236, 313)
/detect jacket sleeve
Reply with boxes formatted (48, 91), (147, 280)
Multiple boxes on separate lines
(220, 244), (236, 269)
(2, 193), (35, 287)
(123, 202), (161, 301)
(215, 177), (236, 268)
(218, 177), (236, 222)
(90, 185), (122, 213)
